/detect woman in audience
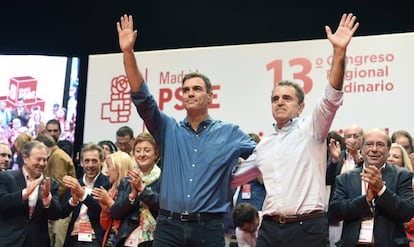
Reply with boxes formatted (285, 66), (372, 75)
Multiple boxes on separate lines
(92, 151), (133, 247)
(96, 132), (161, 247)
(387, 143), (414, 246)
(98, 140), (118, 176)
(387, 143), (413, 171)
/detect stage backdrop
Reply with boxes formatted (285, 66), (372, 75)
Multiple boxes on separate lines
(85, 32), (414, 143)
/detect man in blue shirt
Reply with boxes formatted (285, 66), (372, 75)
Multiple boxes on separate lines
(116, 15), (256, 247)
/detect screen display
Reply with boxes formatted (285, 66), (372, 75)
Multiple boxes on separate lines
(0, 55), (80, 146)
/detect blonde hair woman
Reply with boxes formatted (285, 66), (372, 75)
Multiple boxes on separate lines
(388, 142), (414, 246)
(387, 143), (413, 172)
(92, 151), (133, 246)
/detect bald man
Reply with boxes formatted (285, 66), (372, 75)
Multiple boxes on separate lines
(0, 143), (11, 172)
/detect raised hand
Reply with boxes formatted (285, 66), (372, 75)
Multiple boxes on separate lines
(23, 176), (43, 201)
(328, 138), (341, 163)
(41, 177), (50, 199)
(92, 187), (114, 209)
(127, 169), (145, 199)
(62, 175), (85, 199)
(325, 13), (359, 50)
(117, 14), (138, 53)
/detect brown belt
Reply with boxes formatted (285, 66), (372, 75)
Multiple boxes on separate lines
(263, 210), (326, 224)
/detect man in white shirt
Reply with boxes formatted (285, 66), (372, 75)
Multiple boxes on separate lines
(232, 13), (359, 246)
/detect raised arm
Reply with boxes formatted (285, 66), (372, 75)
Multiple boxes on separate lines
(117, 14), (144, 93)
(325, 13), (359, 90)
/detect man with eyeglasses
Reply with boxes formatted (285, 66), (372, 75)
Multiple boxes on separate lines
(60, 143), (110, 247)
(329, 128), (414, 247)
(326, 124), (364, 246)
(0, 143), (12, 172)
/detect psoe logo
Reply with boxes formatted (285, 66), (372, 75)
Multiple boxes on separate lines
(101, 75), (131, 123)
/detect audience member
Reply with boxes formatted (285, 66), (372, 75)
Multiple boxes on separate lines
(232, 13), (359, 247)
(0, 126), (8, 145)
(27, 106), (45, 137)
(0, 141), (61, 247)
(61, 143), (110, 247)
(329, 128), (414, 246)
(36, 133), (77, 247)
(92, 151), (133, 246)
(10, 132), (34, 170)
(8, 117), (23, 144)
(117, 14), (256, 246)
(387, 142), (414, 245)
(98, 140), (118, 176)
(391, 130), (414, 166)
(232, 133), (265, 245)
(0, 143), (12, 172)
(11, 97), (30, 127)
(115, 126), (135, 156)
(0, 101), (11, 135)
(327, 130), (346, 157)
(46, 119), (73, 158)
(387, 143), (413, 171)
(232, 203), (261, 247)
(326, 124), (364, 246)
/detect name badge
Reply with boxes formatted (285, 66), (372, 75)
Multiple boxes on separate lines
(241, 184), (251, 199)
(357, 217), (374, 244)
(78, 221), (93, 242)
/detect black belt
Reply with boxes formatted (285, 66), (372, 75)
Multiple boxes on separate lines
(263, 210), (326, 224)
(159, 209), (223, 222)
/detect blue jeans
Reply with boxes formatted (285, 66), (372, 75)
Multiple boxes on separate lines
(152, 215), (225, 247)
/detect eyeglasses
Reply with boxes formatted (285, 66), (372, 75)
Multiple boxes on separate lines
(364, 142), (387, 149)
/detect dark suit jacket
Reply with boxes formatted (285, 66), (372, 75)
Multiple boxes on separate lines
(329, 164), (414, 247)
(61, 173), (110, 247)
(0, 170), (61, 247)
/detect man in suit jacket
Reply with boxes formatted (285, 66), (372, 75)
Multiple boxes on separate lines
(0, 141), (61, 247)
(60, 143), (110, 247)
(329, 128), (414, 247)
(326, 124), (364, 247)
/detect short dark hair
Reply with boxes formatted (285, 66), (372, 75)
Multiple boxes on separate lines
(182, 72), (212, 94)
(81, 143), (105, 161)
(46, 119), (62, 132)
(272, 80), (305, 104)
(116, 126), (134, 138)
(35, 133), (56, 148)
(134, 132), (159, 158)
(232, 203), (259, 228)
(21, 141), (47, 157)
(391, 130), (414, 152)
(98, 140), (118, 153)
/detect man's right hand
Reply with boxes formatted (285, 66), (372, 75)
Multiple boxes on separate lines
(117, 14), (138, 53)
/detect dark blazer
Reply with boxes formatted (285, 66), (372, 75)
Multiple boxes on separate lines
(326, 150), (349, 223)
(110, 177), (160, 247)
(61, 173), (110, 247)
(329, 164), (414, 247)
(0, 170), (61, 247)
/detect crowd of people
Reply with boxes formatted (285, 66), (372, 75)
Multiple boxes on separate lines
(1, 12), (414, 247)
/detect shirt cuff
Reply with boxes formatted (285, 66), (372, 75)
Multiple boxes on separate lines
(69, 197), (79, 206)
(43, 193), (52, 208)
(79, 192), (88, 202)
(377, 185), (386, 197)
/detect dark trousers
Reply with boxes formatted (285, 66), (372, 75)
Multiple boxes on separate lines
(152, 215), (225, 247)
(65, 236), (100, 247)
(257, 216), (328, 247)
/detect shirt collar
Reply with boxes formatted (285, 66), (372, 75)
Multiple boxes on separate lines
(273, 118), (297, 133)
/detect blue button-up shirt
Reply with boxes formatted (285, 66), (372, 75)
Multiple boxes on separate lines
(131, 83), (256, 213)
